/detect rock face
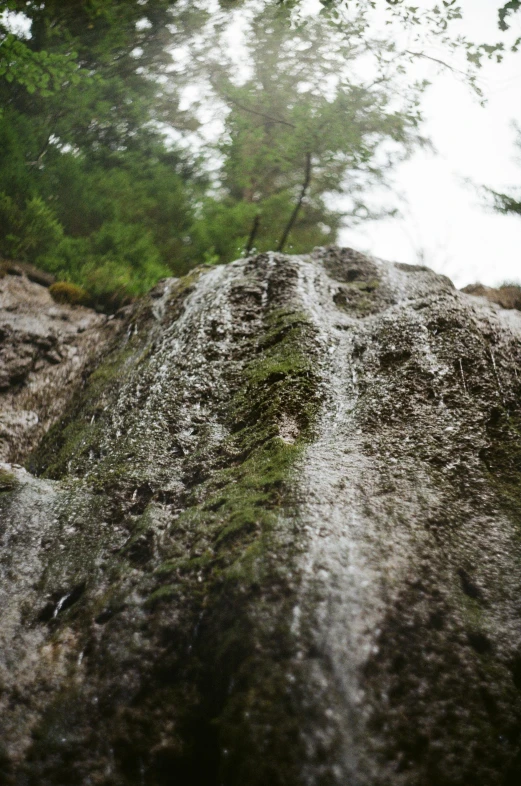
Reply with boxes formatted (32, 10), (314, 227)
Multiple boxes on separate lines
(1, 248), (521, 786)
(0, 269), (121, 463)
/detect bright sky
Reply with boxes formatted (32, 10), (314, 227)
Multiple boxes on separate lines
(340, 0), (521, 287)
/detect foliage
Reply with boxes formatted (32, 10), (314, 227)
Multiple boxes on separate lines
(484, 128), (521, 230)
(0, 1), (208, 304)
(1, 0), (516, 304)
(0, 103), (201, 301)
(488, 188), (521, 217)
(0, 192), (64, 260)
(185, 3), (425, 261)
(314, 0), (521, 36)
(0, 33), (83, 99)
(295, 0), (521, 96)
(499, 1), (521, 30)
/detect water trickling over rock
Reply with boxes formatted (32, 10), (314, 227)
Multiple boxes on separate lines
(1, 248), (521, 785)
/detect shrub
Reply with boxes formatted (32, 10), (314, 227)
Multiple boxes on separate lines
(49, 281), (90, 307)
(0, 193), (64, 262)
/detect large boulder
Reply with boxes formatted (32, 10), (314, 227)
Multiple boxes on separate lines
(1, 248), (521, 785)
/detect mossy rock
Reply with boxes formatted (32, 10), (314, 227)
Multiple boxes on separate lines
(4, 250), (521, 786)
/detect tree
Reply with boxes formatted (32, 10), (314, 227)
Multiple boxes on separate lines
(291, 0), (521, 95)
(0, 1), (85, 101)
(0, 0), (210, 305)
(2, 0), (516, 303)
(186, 3), (426, 261)
(314, 0), (521, 35)
(499, 0), (521, 29)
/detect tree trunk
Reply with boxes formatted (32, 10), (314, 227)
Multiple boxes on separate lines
(1, 248), (521, 786)
(245, 213), (261, 255)
(277, 151), (312, 252)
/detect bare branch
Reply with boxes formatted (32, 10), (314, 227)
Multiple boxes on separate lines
(404, 49), (467, 76)
(245, 213), (261, 255)
(223, 94), (296, 129)
(277, 152), (312, 252)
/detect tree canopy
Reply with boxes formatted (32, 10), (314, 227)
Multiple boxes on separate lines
(0, 0), (205, 306)
(0, 0), (518, 306)
(187, 3), (425, 260)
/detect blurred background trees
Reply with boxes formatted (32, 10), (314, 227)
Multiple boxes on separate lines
(0, 0), (203, 307)
(187, 3), (426, 261)
(0, 0), (518, 307)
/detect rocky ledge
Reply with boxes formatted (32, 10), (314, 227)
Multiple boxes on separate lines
(0, 267), (122, 463)
(1, 248), (521, 786)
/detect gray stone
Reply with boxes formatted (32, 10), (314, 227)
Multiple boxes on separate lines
(0, 270), (122, 463)
(1, 249), (521, 785)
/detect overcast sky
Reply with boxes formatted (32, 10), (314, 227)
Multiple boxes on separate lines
(339, 0), (521, 287)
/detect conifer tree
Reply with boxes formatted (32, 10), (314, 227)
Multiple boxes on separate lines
(188, 3), (426, 260)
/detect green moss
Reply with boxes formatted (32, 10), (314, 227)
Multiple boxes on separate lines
(28, 335), (154, 483)
(223, 538), (266, 583)
(355, 296), (373, 314)
(49, 281), (90, 307)
(333, 283), (381, 316)
(145, 583), (177, 608)
(155, 438), (302, 593)
(353, 278), (380, 292)
(156, 550), (215, 576)
(171, 267), (204, 295)
(235, 309), (320, 436)
(144, 307), (321, 614)
(0, 468), (17, 492)
(88, 348), (135, 387)
(28, 344), (138, 480)
(458, 591), (485, 629)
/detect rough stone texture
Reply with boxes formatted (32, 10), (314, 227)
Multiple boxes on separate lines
(1, 249), (521, 786)
(0, 269), (122, 463)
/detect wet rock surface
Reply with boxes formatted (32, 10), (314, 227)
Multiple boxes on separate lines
(0, 270), (122, 463)
(1, 249), (521, 785)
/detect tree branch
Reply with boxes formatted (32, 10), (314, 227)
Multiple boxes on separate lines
(27, 134), (52, 167)
(245, 213), (261, 255)
(223, 94), (296, 129)
(277, 152), (312, 253)
(404, 49), (467, 76)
